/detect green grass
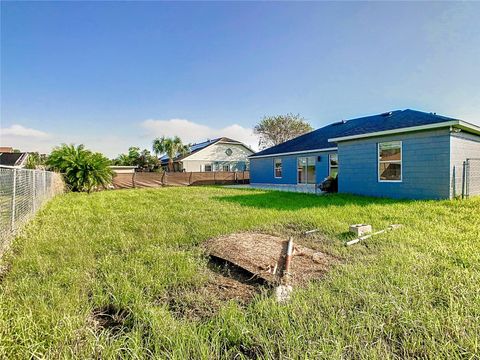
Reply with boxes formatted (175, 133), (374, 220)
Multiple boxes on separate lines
(0, 187), (479, 359)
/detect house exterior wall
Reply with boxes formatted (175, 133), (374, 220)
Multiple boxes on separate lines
(182, 142), (253, 172)
(450, 131), (480, 197)
(338, 128), (451, 199)
(250, 150), (337, 185)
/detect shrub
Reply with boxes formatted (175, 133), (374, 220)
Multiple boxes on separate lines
(46, 144), (113, 192)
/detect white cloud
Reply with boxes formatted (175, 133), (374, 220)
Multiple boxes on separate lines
(142, 118), (259, 150)
(0, 123), (134, 157)
(1, 119), (259, 157)
(1, 124), (50, 138)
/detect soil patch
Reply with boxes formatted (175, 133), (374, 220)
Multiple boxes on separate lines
(158, 264), (265, 321)
(159, 232), (336, 321)
(203, 232), (336, 286)
(0, 262), (11, 283)
(89, 304), (133, 335)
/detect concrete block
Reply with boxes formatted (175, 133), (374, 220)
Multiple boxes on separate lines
(349, 224), (372, 236)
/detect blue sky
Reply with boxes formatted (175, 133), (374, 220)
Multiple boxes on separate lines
(1, 1), (479, 157)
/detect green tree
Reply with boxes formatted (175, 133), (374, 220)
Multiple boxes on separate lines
(24, 152), (47, 169)
(254, 113), (313, 150)
(113, 147), (158, 171)
(46, 144), (113, 193)
(152, 136), (189, 172)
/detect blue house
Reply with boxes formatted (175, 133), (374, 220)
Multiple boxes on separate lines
(249, 110), (480, 199)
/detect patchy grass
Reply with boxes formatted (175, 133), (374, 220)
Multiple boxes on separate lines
(0, 187), (479, 359)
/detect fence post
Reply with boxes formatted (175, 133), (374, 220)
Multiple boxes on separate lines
(213, 171), (216, 185)
(11, 168), (17, 231)
(462, 161), (466, 199)
(465, 160), (470, 198)
(32, 170), (36, 212)
(132, 172), (136, 188)
(189, 171), (192, 186)
(161, 171), (166, 186)
(43, 170), (47, 200)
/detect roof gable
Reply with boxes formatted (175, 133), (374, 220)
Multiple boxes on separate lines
(250, 109), (461, 158)
(160, 137), (252, 163)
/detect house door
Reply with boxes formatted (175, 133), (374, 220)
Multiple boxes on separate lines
(297, 156), (316, 184)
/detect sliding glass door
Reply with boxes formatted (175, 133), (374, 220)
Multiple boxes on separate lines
(297, 156), (316, 184)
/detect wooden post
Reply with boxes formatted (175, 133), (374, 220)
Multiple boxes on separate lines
(213, 171), (216, 185)
(189, 171), (193, 186)
(132, 172), (136, 189)
(462, 161), (466, 199)
(161, 171), (166, 186)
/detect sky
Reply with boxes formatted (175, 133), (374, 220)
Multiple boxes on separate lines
(1, 1), (480, 158)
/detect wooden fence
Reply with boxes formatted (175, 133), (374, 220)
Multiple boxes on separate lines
(112, 171), (249, 189)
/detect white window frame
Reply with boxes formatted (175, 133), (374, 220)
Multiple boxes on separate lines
(274, 158), (282, 178)
(222, 164), (230, 172)
(329, 153), (338, 177)
(378, 141), (402, 183)
(204, 164), (213, 172)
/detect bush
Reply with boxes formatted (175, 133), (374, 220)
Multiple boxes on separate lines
(319, 175), (338, 193)
(46, 144), (113, 192)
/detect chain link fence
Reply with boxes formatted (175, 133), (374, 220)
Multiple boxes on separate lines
(0, 166), (64, 255)
(462, 159), (480, 198)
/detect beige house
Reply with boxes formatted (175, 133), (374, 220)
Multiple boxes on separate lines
(160, 137), (254, 172)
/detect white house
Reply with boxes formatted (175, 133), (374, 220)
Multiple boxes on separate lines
(160, 137), (254, 172)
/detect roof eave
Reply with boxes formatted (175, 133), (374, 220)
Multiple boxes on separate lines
(249, 147), (338, 159)
(327, 120), (462, 143)
(457, 120), (480, 136)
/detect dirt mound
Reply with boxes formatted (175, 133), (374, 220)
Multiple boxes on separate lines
(159, 232), (336, 321)
(203, 232), (335, 286)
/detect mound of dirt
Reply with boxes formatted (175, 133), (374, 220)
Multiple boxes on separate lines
(203, 232), (335, 286)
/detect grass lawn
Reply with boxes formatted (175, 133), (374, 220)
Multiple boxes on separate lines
(0, 187), (479, 359)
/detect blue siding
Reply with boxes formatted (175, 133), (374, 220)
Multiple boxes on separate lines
(250, 151), (337, 185)
(338, 129), (451, 199)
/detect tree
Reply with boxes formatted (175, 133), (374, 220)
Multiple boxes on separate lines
(136, 149), (159, 171)
(152, 136), (189, 172)
(113, 147), (159, 171)
(24, 152), (47, 169)
(254, 113), (313, 150)
(46, 144), (113, 193)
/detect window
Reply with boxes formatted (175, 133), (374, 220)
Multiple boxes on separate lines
(222, 164), (230, 172)
(274, 158), (282, 178)
(297, 156), (316, 184)
(329, 154), (338, 178)
(204, 164), (213, 172)
(378, 141), (402, 181)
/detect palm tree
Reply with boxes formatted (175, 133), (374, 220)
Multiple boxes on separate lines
(152, 136), (189, 172)
(46, 144), (113, 192)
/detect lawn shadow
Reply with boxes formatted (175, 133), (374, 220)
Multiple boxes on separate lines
(214, 191), (409, 211)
